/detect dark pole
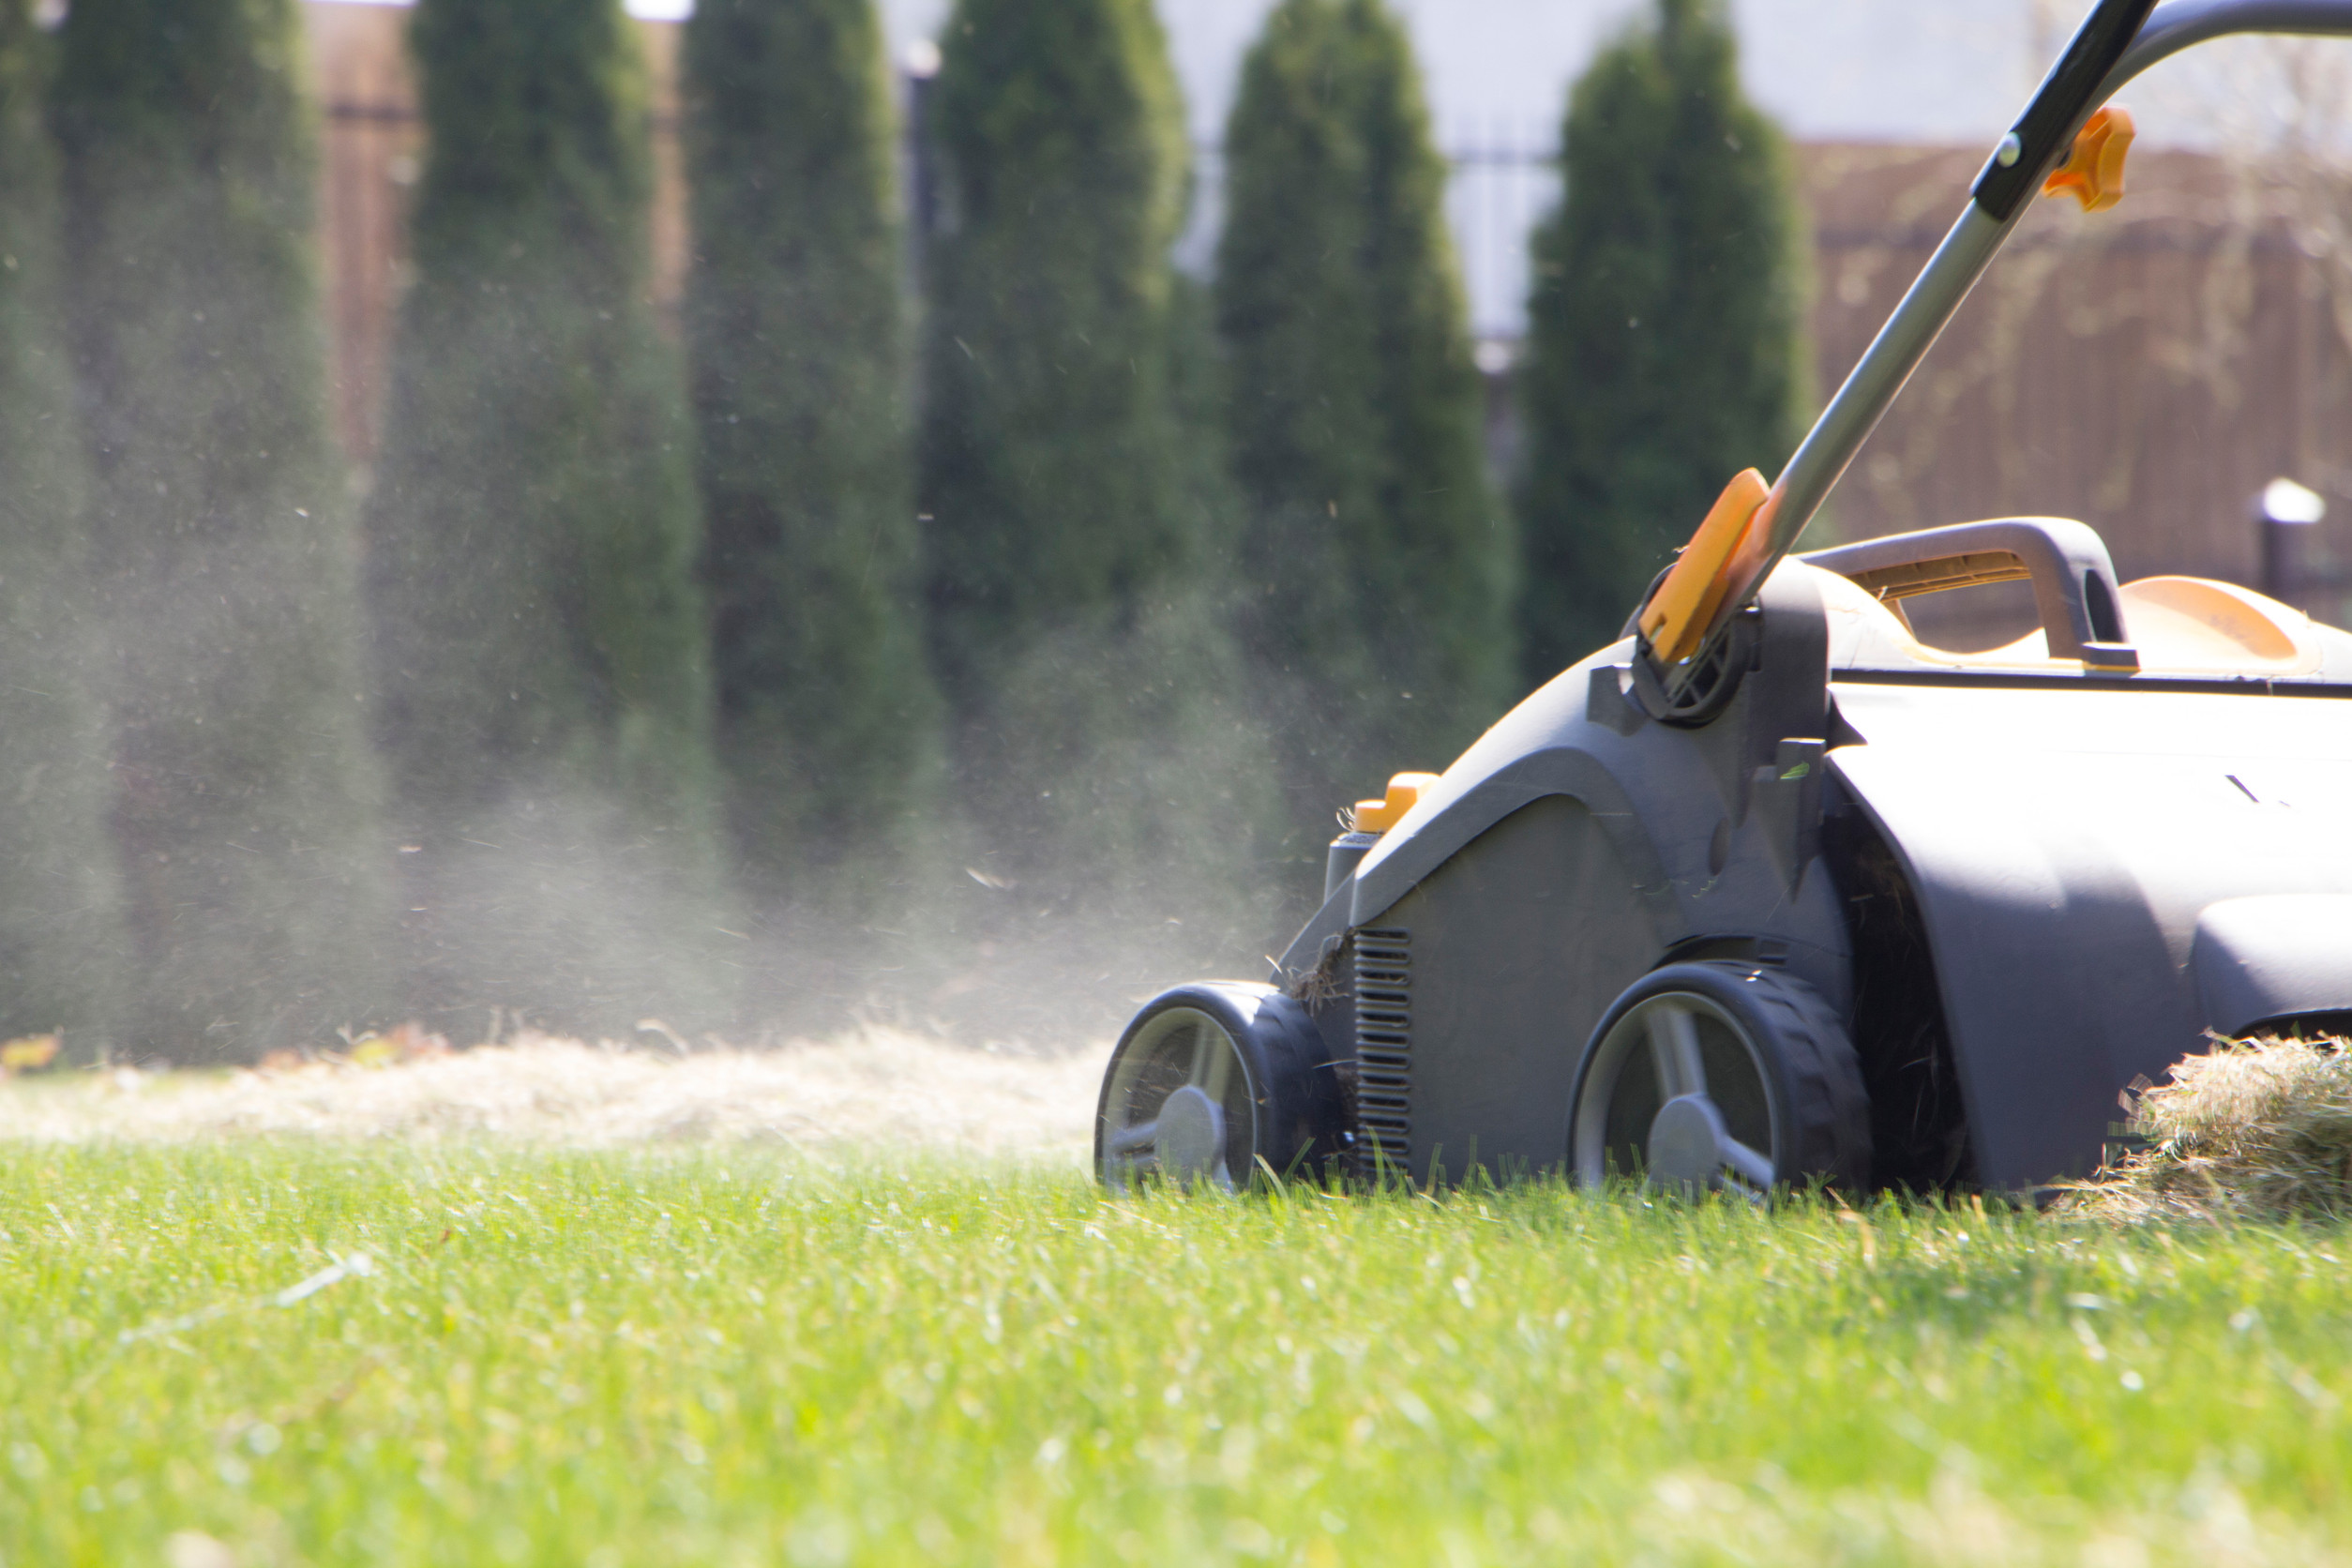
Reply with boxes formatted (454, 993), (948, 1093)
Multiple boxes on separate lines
(2255, 476), (2327, 604)
(904, 41), (941, 246)
(2259, 510), (2289, 600)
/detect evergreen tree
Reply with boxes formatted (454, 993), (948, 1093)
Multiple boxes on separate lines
(53, 0), (390, 1061)
(918, 0), (1279, 912)
(1216, 0), (1515, 803)
(682, 0), (941, 897)
(918, 0), (1192, 700)
(1515, 0), (1810, 680)
(0, 0), (123, 1050)
(366, 0), (728, 1032)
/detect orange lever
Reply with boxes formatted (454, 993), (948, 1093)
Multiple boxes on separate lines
(2043, 105), (2133, 212)
(1637, 468), (1771, 666)
(1352, 772), (1440, 834)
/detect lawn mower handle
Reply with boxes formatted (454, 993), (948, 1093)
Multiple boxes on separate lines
(1663, 0), (2352, 701)
(2105, 0), (2352, 90)
(1801, 517), (2138, 667)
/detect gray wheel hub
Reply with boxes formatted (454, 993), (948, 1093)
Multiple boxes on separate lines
(1648, 1093), (1734, 1189)
(1156, 1085), (1226, 1183)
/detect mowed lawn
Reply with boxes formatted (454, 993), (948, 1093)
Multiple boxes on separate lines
(5, 1145), (2350, 1566)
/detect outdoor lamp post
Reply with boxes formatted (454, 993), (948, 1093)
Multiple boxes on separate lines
(2256, 476), (2328, 603)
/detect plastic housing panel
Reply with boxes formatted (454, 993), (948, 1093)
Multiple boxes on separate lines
(1828, 681), (2352, 1185)
(2193, 896), (2352, 1033)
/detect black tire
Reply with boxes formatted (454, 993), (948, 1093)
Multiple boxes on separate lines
(1094, 983), (1343, 1193)
(1568, 960), (1870, 1194)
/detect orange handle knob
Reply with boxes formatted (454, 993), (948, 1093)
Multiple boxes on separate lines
(2043, 105), (2134, 213)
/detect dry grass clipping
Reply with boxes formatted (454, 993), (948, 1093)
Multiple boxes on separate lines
(2064, 1035), (2352, 1223)
(0, 1030), (1103, 1158)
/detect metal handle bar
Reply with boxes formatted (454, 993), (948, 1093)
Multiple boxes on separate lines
(1666, 0), (2352, 697)
(2105, 0), (2352, 90)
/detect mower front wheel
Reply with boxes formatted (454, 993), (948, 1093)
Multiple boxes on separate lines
(1095, 984), (1340, 1195)
(1569, 961), (1870, 1196)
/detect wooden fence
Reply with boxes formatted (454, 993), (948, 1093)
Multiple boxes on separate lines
(1802, 143), (2352, 637)
(308, 3), (686, 462)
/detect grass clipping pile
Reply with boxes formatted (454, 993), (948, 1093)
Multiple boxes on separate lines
(0, 1030), (1101, 1157)
(2067, 1034), (2352, 1222)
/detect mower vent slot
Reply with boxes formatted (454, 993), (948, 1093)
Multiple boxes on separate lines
(1353, 929), (1412, 1180)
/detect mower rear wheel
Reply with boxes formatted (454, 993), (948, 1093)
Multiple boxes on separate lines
(1570, 961), (1870, 1196)
(1095, 984), (1338, 1195)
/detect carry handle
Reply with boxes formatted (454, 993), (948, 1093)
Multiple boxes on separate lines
(1801, 517), (2139, 670)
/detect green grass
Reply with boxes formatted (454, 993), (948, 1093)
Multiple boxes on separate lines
(4, 1145), (2350, 1565)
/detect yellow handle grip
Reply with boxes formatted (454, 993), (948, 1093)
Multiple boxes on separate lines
(1636, 468), (1771, 666)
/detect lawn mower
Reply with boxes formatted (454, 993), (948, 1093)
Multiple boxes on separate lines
(1096, 0), (2352, 1198)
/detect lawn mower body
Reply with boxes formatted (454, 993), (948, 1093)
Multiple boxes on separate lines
(1094, 0), (2352, 1197)
(1274, 553), (2352, 1191)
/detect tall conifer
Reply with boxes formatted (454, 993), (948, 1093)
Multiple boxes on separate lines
(920, 0), (1274, 904)
(919, 0), (1190, 692)
(53, 0), (390, 1060)
(683, 0), (940, 897)
(0, 0), (122, 1049)
(366, 0), (728, 1032)
(1515, 0), (1810, 680)
(1216, 0), (1515, 812)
